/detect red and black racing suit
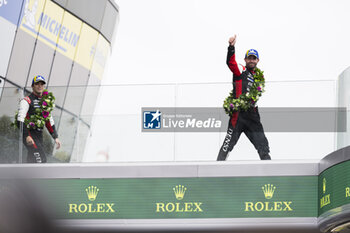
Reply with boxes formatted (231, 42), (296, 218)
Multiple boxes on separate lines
(217, 45), (271, 161)
(17, 93), (58, 163)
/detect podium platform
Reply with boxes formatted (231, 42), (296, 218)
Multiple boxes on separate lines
(0, 146), (350, 233)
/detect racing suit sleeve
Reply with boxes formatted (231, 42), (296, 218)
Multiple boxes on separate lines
(17, 98), (30, 139)
(45, 115), (58, 139)
(226, 45), (242, 78)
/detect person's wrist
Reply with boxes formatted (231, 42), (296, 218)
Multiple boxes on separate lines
(228, 45), (235, 50)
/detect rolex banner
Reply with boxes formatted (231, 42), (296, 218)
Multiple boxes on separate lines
(319, 160), (350, 216)
(35, 176), (317, 219)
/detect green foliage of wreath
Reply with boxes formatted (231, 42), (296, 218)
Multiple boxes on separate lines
(12, 90), (56, 130)
(223, 68), (265, 116)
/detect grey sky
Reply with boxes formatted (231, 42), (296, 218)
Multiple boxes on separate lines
(104, 0), (350, 86)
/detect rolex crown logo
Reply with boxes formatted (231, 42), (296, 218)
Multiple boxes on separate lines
(262, 184), (276, 199)
(86, 186), (99, 201)
(173, 185), (187, 200)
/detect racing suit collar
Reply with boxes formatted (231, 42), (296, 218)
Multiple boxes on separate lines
(32, 92), (42, 98)
(246, 66), (256, 74)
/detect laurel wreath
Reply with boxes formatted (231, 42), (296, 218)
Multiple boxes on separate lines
(13, 90), (56, 130)
(223, 68), (265, 116)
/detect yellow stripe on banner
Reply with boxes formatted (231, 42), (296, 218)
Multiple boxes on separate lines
(37, 0), (64, 50)
(56, 11), (82, 60)
(74, 23), (99, 70)
(90, 34), (111, 80)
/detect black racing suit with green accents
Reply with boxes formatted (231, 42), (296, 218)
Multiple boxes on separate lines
(217, 45), (270, 161)
(17, 93), (58, 163)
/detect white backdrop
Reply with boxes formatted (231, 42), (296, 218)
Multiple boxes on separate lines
(83, 0), (350, 162)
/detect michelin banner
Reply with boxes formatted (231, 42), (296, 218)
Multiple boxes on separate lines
(16, 0), (107, 74)
(19, 0), (81, 58)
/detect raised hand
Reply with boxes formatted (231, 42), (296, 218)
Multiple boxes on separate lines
(228, 35), (237, 46)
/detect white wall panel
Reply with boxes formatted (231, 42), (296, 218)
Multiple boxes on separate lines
(84, 84), (177, 162)
(337, 67), (350, 149)
(175, 81), (336, 109)
(262, 81), (337, 107)
(84, 114), (176, 162)
(96, 85), (177, 115)
(175, 83), (231, 107)
(6, 29), (37, 87)
(0, 18), (16, 77)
